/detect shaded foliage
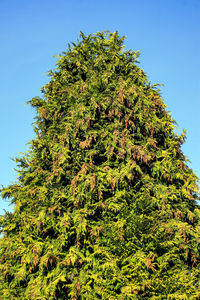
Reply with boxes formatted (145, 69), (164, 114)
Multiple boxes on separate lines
(0, 31), (200, 299)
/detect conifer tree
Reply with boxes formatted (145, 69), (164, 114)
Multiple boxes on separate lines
(1, 31), (200, 299)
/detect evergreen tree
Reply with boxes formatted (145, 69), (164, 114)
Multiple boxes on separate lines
(0, 31), (200, 299)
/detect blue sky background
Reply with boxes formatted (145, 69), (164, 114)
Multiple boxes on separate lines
(0, 0), (199, 214)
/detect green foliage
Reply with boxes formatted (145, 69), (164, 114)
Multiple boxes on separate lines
(1, 31), (200, 299)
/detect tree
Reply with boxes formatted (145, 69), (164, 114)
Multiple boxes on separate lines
(0, 31), (200, 299)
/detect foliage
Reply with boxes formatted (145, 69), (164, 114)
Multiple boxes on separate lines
(0, 31), (200, 299)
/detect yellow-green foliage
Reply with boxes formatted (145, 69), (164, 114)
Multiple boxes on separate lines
(0, 31), (200, 299)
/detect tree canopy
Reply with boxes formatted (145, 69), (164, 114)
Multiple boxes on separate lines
(0, 31), (200, 299)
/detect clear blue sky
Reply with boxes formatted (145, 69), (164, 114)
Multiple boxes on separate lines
(0, 0), (199, 214)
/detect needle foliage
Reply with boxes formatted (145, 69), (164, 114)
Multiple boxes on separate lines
(0, 31), (200, 299)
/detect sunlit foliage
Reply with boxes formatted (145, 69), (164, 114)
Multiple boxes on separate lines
(0, 31), (200, 299)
